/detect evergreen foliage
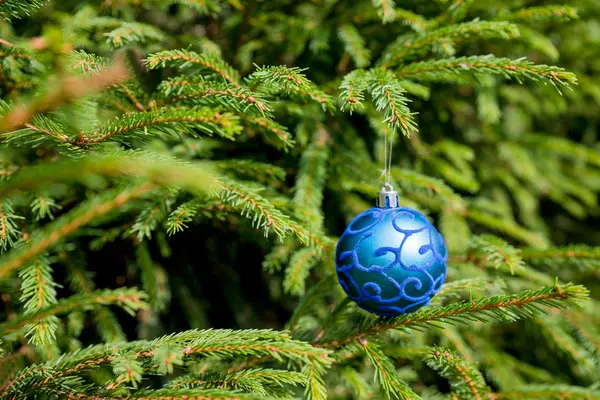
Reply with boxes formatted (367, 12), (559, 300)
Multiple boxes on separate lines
(0, 0), (599, 399)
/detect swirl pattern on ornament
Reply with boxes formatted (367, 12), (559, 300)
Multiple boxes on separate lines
(335, 207), (447, 316)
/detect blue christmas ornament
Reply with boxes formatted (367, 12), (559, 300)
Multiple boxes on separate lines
(336, 184), (447, 316)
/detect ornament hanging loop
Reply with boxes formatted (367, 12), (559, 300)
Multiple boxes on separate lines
(376, 183), (399, 208)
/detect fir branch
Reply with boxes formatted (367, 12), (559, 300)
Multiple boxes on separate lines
(241, 116), (294, 150)
(75, 106), (242, 144)
(166, 200), (201, 236)
(0, 152), (217, 200)
(367, 69), (417, 137)
(133, 388), (280, 400)
(167, 368), (307, 395)
(317, 283), (589, 348)
(470, 235), (525, 275)
(0, 59), (128, 132)
(167, 0), (222, 15)
(0, 201), (23, 251)
(146, 49), (240, 86)
(130, 193), (173, 240)
(283, 248), (319, 296)
(532, 317), (597, 377)
(519, 133), (600, 168)
(3, 329), (331, 398)
(0, 288), (147, 339)
(391, 167), (464, 206)
(214, 179), (296, 241)
(487, 385), (600, 399)
(18, 254), (59, 345)
(371, 0), (396, 24)
(500, 6), (579, 23)
(430, 278), (505, 306)
(425, 347), (490, 399)
(464, 208), (547, 248)
(218, 160), (286, 185)
(303, 358), (329, 400)
(522, 245), (600, 270)
(159, 77), (271, 116)
(246, 66), (334, 111)
(136, 242), (169, 312)
(339, 69), (369, 113)
(30, 194), (60, 221)
(64, 259), (127, 343)
(338, 25), (371, 68)
(0, 0), (48, 19)
(104, 22), (167, 48)
(245, 65), (312, 92)
(361, 342), (420, 399)
(389, 8), (428, 31)
(293, 128), (329, 228)
(0, 183), (154, 282)
(396, 55), (577, 90)
(381, 21), (520, 67)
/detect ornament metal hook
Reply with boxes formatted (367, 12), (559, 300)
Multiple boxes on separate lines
(376, 183), (399, 208)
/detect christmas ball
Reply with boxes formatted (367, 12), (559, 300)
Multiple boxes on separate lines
(335, 187), (447, 316)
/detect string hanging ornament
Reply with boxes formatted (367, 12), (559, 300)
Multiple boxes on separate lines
(335, 129), (448, 316)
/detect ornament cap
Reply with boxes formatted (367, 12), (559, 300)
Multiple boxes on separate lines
(376, 183), (399, 208)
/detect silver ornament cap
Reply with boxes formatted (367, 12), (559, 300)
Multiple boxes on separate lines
(376, 183), (399, 208)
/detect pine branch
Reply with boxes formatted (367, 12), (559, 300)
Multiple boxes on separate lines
(499, 6), (579, 23)
(246, 66), (334, 111)
(520, 133), (600, 168)
(0, 0), (48, 19)
(522, 245), (600, 271)
(0, 201), (22, 251)
(532, 317), (597, 378)
(0, 152), (217, 200)
(146, 49), (241, 86)
(425, 347), (490, 399)
(30, 194), (60, 221)
(75, 106), (242, 144)
(166, 0), (222, 14)
(338, 25), (371, 68)
(317, 283), (588, 348)
(218, 160), (286, 185)
(389, 8), (428, 31)
(159, 77), (271, 117)
(3, 329), (331, 398)
(18, 254), (59, 345)
(0, 288), (147, 340)
(293, 128), (329, 228)
(371, 0), (396, 24)
(367, 69), (418, 137)
(339, 69), (369, 113)
(381, 21), (520, 67)
(283, 248), (319, 296)
(430, 278), (505, 307)
(104, 22), (167, 48)
(130, 192), (174, 240)
(487, 385), (600, 399)
(396, 55), (577, 90)
(0, 183), (154, 282)
(470, 235), (525, 275)
(167, 368), (306, 396)
(136, 242), (169, 312)
(165, 200), (201, 236)
(0, 59), (128, 132)
(361, 341), (420, 399)
(214, 179), (297, 241)
(64, 260), (127, 342)
(241, 116), (294, 150)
